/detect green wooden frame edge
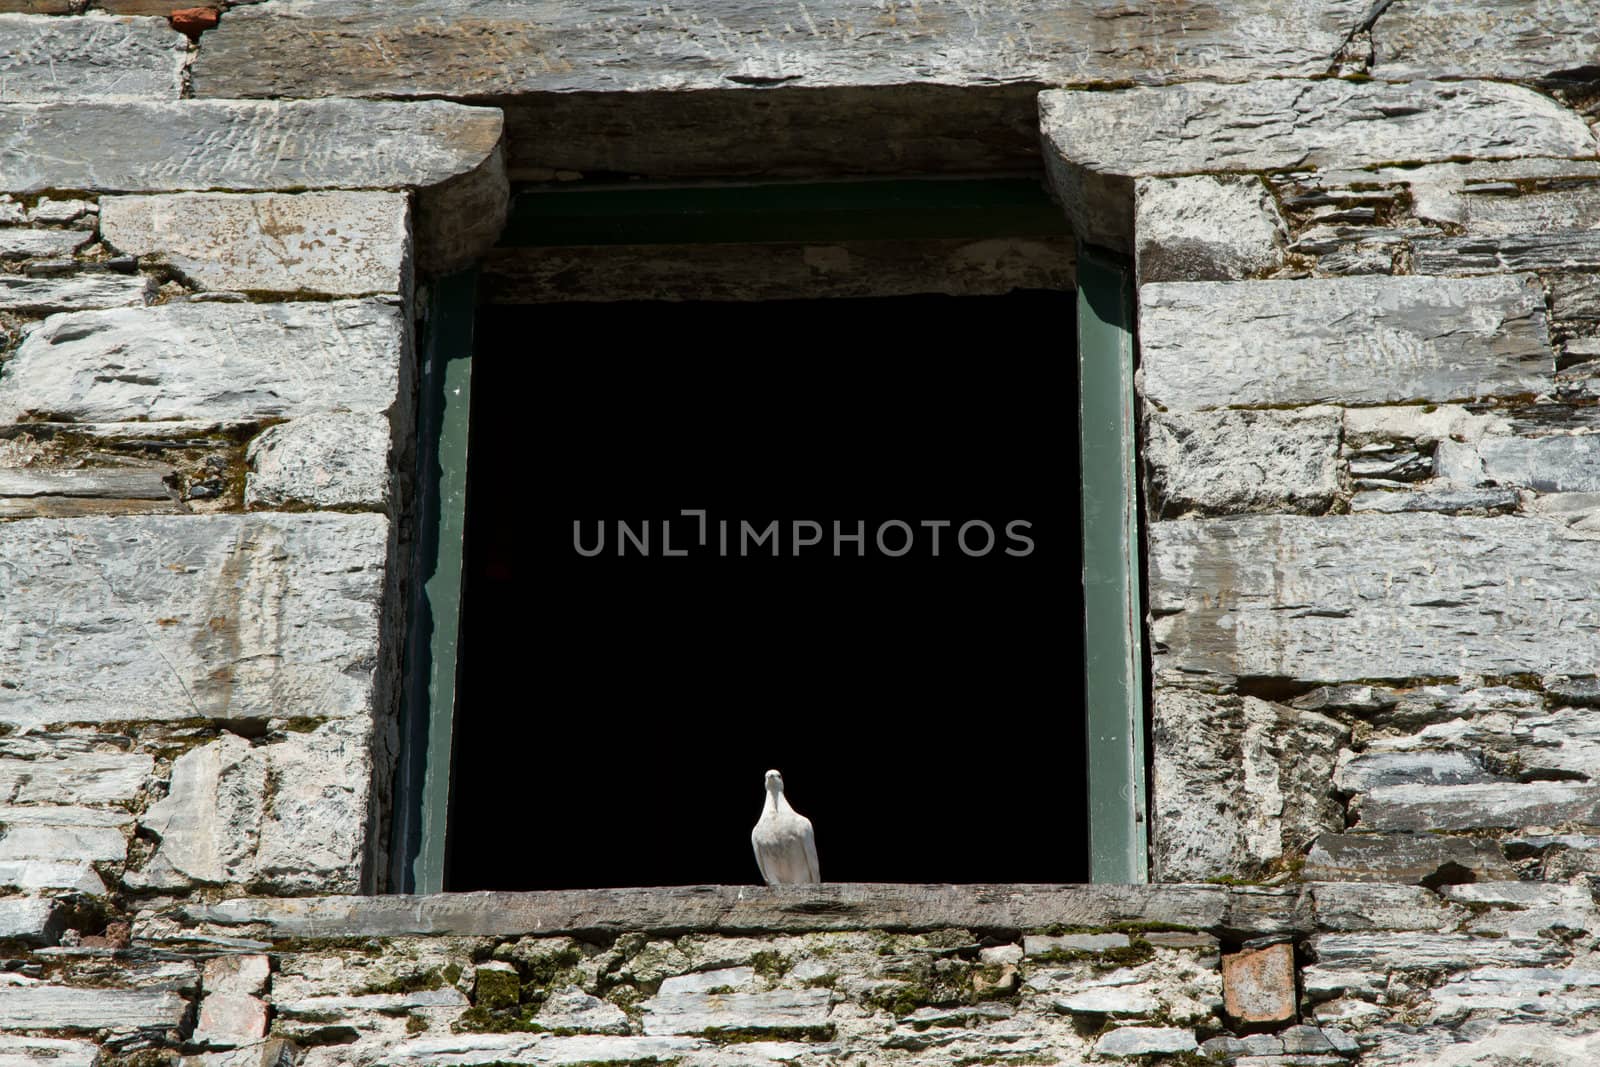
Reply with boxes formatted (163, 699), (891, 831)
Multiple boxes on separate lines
(1077, 248), (1150, 884)
(393, 269), (477, 895)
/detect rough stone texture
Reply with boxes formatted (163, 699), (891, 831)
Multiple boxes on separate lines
(1353, 783), (1600, 832)
(1140, 275), (1554, 412)
(0, 300), (404, 423)
(1222, 942), (1295, 1025)
(244, 414), (393, 511)
(1370, 0), (1600, 81)
(160, 884), (1312, 941)
(1479, 434), (1600, 492)
(0, 13), (185, 101)
(100, 192), (411, 297)
(0, 984), (187, 1030)
(138, 720), (371, 894)
(1152, 690), (1346, 881)
(1042, 79), (1597, 250)
(1149, 515), (1600, 683)
(0, 513), (389, 726)
(190, 0), (1376, 99)
(1144, 408), (1341, 517)
(1134, 175), (1287, 283)
(1308, 932), (1570, 972)
(0, 273), (153, 313)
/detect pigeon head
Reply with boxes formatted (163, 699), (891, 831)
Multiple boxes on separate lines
(764, 769), (784, 792)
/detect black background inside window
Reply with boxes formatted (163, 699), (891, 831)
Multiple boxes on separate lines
(450, 293), (1086, 889)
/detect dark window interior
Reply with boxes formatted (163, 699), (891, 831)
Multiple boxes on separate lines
(448, 292), (1085, 889)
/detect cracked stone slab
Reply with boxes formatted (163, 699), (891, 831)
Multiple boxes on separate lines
(0, 273), (153, 313)
(1370, 0), (1600, 81)
(138, 720), (371, 894)
(1412, 179), (1600, 234)
(1042, 79), (1597, 250)
(0, 13), (185, 102)
(0, 300), (404, 424)
(1149, 514), (1600, 682)
(0, 808), (130, 865)
(190, 0), (1375, 99)
(0, 513), (389, 727)
(1140, 275), (1554, 411)
(100, 192), (411, 297)
(1152, 690), (1345, 881)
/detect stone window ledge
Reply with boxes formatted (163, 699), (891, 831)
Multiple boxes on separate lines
(143, 883), (1308, 946)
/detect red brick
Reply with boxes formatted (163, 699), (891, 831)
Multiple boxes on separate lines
(1222, 941), (1297, 1025)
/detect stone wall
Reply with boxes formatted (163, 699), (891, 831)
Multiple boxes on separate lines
(0, 2), (1597, 1065)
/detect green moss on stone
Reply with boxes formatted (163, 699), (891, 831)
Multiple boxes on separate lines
(474, 966), (522, 1011)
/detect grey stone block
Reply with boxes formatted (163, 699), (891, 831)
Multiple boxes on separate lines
(1480, 434), (1600, 492)
(1152, 691), (1345, 882)
(1134, 175), (1286, 283)
(1371, 0), (1600, 81)
(190, 0), (1374, 99)
(1145, 408), (1341, 516)
(641, 988), (830, 1036)
(100, 192), (411, 297)
(0, 985), (186, 1031)
(0, 14), (184, 101)
(0, 514), (389, 726)
(0, 227), (92, 259)
(245, 415), (392, 512)
(1042, 79), (1596, 250)
(0, 273), (153, 313)
(1353, 783), (1600, 832)
(1310, 883), (1465, 932)
(1095, 1026), (1197, 1058)
(1141, 275), (1553, 412)
(1149, 515), (1600, 682)
(140, 719), (372, 894)
(0, 300), (404, 424)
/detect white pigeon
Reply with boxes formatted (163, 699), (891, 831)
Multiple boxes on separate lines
(751, 769), (820, 885)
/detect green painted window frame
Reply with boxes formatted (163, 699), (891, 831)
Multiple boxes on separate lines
(394, 182), (1146, 892)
